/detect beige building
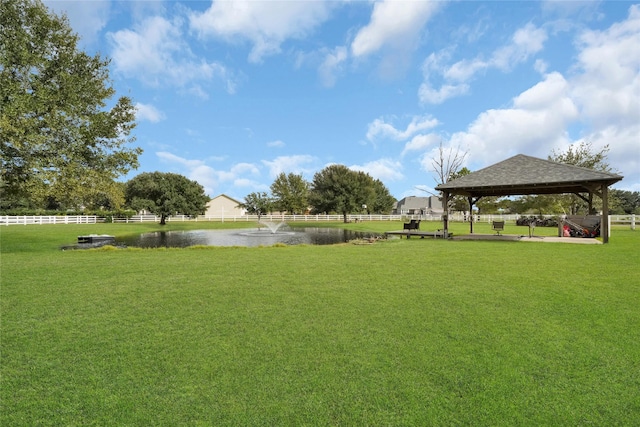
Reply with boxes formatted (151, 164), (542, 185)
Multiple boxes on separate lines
(204, 194), (245, 218)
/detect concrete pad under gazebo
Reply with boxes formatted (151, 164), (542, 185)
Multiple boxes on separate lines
(451, 234), (602, 244)
(435, 154), (623, 243)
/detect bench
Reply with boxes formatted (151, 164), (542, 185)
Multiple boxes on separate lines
(403, 219), (421, 230)
(492, 221), (505, 235)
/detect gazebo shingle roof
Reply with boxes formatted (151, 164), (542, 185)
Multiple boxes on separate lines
(435, 154), (623, 197)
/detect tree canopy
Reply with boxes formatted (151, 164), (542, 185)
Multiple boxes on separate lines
(309, 164), (394, 222)
(238, 192), (273, 220)
(270, 172), (309, 214)
(0, 0), (141, 210)
(367, 178), (396, 214)
(549, 141), (614, 172)
(610, 189), (640, 215)
(545, 141), (616, 214)
(125, 172), (209, 225)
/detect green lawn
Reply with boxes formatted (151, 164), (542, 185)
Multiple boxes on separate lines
(2, 222), (639, 425)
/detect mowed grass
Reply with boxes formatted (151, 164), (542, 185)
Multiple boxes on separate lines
(2, 222), (639, 425)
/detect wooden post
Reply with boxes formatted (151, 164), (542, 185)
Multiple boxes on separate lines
(443, 192), (449, 238)
(601, 183), (609, 244)
(468, 196), (474, 234)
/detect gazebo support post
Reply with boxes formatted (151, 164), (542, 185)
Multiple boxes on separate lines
(468, 196), (474, 234)
(601, 183), (609, 244)
(467, 196), (481, 234)
(442, 191), (449, 238)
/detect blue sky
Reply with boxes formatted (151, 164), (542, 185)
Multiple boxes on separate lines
(45, 0), (639, 200)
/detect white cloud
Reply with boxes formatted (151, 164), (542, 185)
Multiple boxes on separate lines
(44, 0), (110, 45)
(423, 72), (578, 170)
(586, 124), (640, 180)
(233, 178), (265, 189)
(108, 16), (235, 96)
(443, 58), (487, 82)
(157, 151), (204, 169)
(319, 46), (348, 87)
(351, 0), (440, 58)
(418, 82), (470, 105)
(415, 5), (640, 191)
(189, 0), (333, 63)
(491, 23), (548, 71)
(267, 140), (286, 148)
(402, 133), (442, 156)
(568, 4), (640, 186)
(366, 115), (440, 141)
(261, 155), (317, 179)
(190, 164), (218, 196)
(571, 5), (640, 129)
(217, 162), (261, 182)
(135, 102), (165, 123)
(350, 159), (404, 182)
(419, 23), (548, 104)
(156, 152), (261, 196)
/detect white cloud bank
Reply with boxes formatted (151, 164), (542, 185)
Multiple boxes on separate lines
(415, 5), (640, 189)
(156, 151), (321, 196)
(350, 159), (404, 182)
(189, 0), (333, 63)
(108, 15), (236, 97)
(135, 102), (165, 123)
(419, 22), (548, 104)
(350, 0), (441, 59)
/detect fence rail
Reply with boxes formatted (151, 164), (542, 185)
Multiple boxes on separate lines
(0, 215), (100, 225)
(0, 213), (636, 229)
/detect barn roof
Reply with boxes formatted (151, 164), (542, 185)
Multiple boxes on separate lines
(435, 154), (623, 197)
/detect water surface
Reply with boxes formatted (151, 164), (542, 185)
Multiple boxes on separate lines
(118, 227), (383, 248)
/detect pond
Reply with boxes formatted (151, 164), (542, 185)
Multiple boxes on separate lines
(117, 227), (384, 248)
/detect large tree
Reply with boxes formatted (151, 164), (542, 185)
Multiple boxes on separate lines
(549, 141), (614, 172)
(367, 178), (396, 214)
(610, 189), (640, 215)
(125, 172), (209, 225)
(0, 0), (141, 209)
(547, 141), (616, 214)
(309, 164), (392, 222)
(270, 172), (309, 214)
(238, 192), (273, 220)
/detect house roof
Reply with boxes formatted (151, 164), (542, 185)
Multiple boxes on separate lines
(397, 196), (430, 209)
(208, 194), (244, 205)
(435, 154), (623, 197)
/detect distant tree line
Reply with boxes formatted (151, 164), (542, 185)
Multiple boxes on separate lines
(239, 167), (396, 223)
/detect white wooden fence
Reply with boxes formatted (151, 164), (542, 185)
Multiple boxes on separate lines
(0, 215), (99, 225)
(112, 214), (405, 223)
(1, 213), (636, 229)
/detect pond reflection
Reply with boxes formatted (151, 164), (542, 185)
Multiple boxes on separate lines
(118, 227), (383, 248)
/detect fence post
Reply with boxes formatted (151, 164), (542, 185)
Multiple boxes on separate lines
(632, 214), (636, 230)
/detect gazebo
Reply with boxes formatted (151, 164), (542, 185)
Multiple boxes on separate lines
(435, 154), (624, 243)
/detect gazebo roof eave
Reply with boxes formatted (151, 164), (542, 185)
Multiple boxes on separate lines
(437, 178), (623, 197)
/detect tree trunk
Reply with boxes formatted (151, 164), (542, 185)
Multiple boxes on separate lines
(343, 212), (348, 223)
(160, 214), (167, 225)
